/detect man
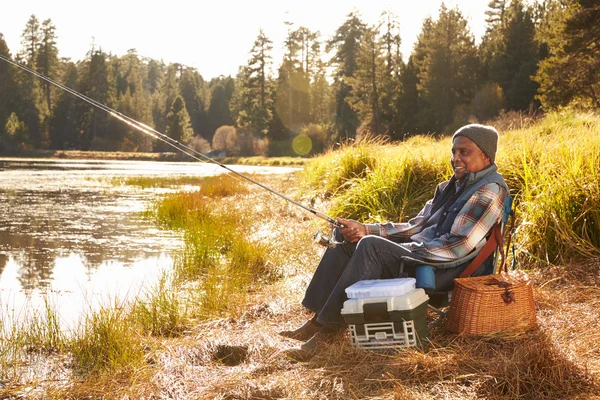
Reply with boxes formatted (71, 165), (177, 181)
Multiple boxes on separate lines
(280, 124), (509, 357)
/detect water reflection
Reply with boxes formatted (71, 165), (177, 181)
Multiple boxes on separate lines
(0, 157), (298, 320)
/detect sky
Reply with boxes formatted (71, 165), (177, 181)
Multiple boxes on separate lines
(1, 0), (489, 81)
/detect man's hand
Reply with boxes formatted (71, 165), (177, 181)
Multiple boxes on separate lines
(337, 218), (367, 243)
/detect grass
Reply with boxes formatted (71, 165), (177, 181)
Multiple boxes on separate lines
(70, 302), (145, 376)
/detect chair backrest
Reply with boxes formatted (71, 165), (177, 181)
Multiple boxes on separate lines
(463, 195), (514, 278)
(493, 195), (514, 273)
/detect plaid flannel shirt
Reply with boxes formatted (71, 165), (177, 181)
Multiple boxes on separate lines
(364, 180), (506, 261)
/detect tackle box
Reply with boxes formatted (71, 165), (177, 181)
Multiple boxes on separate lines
(342, 280), (429, 350)
(345, 277), (416, 298)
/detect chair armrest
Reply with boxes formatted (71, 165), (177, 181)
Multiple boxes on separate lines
(399, 238), (487, 270)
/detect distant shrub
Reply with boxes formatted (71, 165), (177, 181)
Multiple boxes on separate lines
(188, 135), (211, 153)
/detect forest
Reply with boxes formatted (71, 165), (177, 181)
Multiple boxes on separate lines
(0, 0), (598, 157)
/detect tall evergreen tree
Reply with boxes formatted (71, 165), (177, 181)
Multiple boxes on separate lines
(165, 95), (193, 145)
(109, 51), (153, 151)
(274, 23), (314, 138)
(20, 15), (41, 67)
(327, 12), (367, 139)
(482, 0), (540, 111)
(49, 61), (79, 149)
(308, 38), (333, 125)
(379, 10), (404, 139)
(0, 35), (17, 141)
(535, 0), (600, 108)
(14, 15), (44, 147)
(346, 26), (386, 135)
(412, 5), (479, 134)
(179, 67), (208, 138)
(206, 76), (234, 141)
(153, 64), (179, 138)
(77, 48), (115, 149)
(146, 59), (164, 94)
(36, 19), (59, 113)
(230, 29), (274, 137)
(395, 57), (420, 137)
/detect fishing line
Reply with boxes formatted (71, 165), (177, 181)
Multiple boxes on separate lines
(0, 54), (345, 237)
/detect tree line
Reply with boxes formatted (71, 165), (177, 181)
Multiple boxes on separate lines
(0, 0), (597, 157)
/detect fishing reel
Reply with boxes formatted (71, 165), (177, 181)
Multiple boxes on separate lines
(313, 227), (346, 248)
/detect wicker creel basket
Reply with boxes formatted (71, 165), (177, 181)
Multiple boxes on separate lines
(445, 270), (536, 335)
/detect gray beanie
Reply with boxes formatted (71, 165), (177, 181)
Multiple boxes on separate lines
(452, 124), (499, 163)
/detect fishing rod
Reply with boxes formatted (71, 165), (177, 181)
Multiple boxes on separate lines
(0, 54), (346, 247)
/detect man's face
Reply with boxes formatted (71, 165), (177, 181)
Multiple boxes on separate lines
(451, 136), (491, 180)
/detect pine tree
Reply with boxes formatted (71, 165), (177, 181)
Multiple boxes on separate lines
(412, 5), (479, 133)
(206, 76), (235, 142)
(308, 42), (333, 125)
(36, 19), (59, 113)
(395, 57), (420, 137)
(346, 26), (386, 135)
(0, 34), (18, 140)
(77, 48), (115, 149)
(274, 23), (314, 138)
(165, 95), (193, 145)
(481, 0), (540, 112)
(379, 10), (404, 139)
(230, 29), (274, 137)
(179, 67), (208, 138)
(20, 15), (41, 68)
(327, 12), (367, 139)
(49, 61), (79, 149)
(154, 64), (180, 138)
(535, 0), (600, 108)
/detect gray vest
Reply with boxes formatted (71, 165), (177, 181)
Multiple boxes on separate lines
(434, 164), (508, 236)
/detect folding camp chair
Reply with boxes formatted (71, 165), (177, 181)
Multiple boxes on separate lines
(398, 196), (515, 330)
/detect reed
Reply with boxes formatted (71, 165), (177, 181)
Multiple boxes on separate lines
(301, 134), (384, 198)
(197, 236), (272, 317)
(70, 302), (145, 375)
(500, 110), (600, 264)
(131, 272), (189, 337)
(0, 297), (67, 381)
(150, 175), (274, 316)
(112, 175), (205, 188)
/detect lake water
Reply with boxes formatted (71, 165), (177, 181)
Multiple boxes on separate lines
(0, 157), (298, 328)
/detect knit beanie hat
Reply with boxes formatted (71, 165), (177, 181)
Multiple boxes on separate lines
(452, 124), (499, 163)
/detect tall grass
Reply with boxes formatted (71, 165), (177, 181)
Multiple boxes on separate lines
(131, 272), (189, 337)
(70, 302), (145, 375)
(0, 297), (66, 381)
(149, 171), (275, 317)
(302, 110), (600, 266)
(301, 135), (384, 198)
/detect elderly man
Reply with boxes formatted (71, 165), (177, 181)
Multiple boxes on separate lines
(280, 124), (509, 356)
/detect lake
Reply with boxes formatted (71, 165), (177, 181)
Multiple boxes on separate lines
(0, 157), (298, 328)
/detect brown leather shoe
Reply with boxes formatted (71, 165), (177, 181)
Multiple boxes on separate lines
(300, 331), (338, 352)
(279, 319), (321, 341)
(284, 330), (342, 362)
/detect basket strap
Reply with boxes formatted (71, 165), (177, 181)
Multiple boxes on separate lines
(459, 222), (504, 278)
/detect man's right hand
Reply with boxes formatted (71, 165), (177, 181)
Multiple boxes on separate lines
(337, 218), (367, 243)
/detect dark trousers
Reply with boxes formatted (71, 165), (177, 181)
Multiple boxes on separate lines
(301, 230), (422, 329)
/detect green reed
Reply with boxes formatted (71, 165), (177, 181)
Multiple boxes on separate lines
(301, 135), (384, 198)
(150, 172), (275, 317)
(70, 302), (145, 375)
(131, 271), (189, 337)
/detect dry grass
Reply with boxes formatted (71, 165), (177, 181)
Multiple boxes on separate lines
(1, 174), (599, 399)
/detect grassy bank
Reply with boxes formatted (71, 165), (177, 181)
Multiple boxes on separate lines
(0, 148), (311, 166)
(1, 110), (599, 398)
